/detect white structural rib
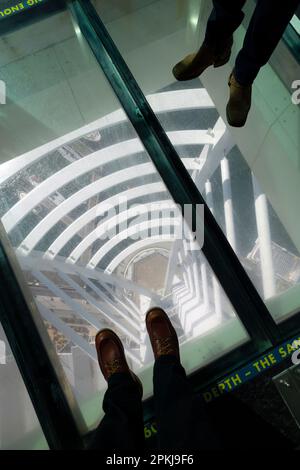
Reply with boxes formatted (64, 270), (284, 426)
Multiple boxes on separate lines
(16, 156), (196, 255)
(37, 301), (141, 366)
(252, 175), (276, 300)
(33, 271), (105, 330)
(0, 88), (214, 185)
(194, 122), (235, 192)
(221, 156), (237, 251)
(68, 202), (179, 264)
(37, 302), (98, 362)
(33, 270), (141, 345)
(3, 139), (145, 233)
(45, 183), (167, 259)
(87, 218), (178, 269)
(79, 274), (141, 323)
(58, 272), (140, 335)
(18, 253), (162, 303)
(17, 163), (155, 254)
(105, 236), (175, 274)
(2, 132), (209, 234)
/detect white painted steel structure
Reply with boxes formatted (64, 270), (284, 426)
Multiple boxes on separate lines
(0, 88), (277, 369)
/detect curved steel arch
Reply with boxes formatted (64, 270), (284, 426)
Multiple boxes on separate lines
(2, 131), (212, 234)
(3, 138), (144, 233)
(88, 218), (178, 269)
(17, 157), (197, 254)
(105, 236), (175, 274)
(45, 182), (166, 259)
(17, 163), (156, 254)
(67, 201), (179, 264)
(0, 88), (214, 186)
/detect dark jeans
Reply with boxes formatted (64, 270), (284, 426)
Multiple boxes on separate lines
(204, 0), (299, 85)
(90, 355), (222, 451)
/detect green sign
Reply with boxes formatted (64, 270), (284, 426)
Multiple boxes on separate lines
(0, 0), (45, 19)
(144, 334), (300, 440)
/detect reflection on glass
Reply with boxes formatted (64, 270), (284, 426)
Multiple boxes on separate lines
(0, 5), (249, 430)
(0, 324), (48, 450)
(290, 14), (300, 34)
(92, 0), (300, 324)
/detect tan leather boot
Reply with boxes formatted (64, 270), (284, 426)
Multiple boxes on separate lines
(146, 307), (180, 361)
(95, 328), (143, 396)
(172, 37), (233, 82)
(226, 72), (252, 127)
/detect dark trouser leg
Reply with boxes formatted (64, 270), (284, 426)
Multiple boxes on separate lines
(90, 373), (144, 451)
(235, 0), (300, 85)
(153, 356), (223, 450)
(204, 0), (247, 52)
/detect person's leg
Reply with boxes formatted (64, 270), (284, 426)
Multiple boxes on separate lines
(204, 0), (247, 51)
(235, 0), (299, 85)
(153, 356), (223, 450)
(227, 0), (299, 128)
(146, 308), (223, 451)
(90, 329), (144, 451)
(90, 372), (144, 450)
(172, 0), (247, 81)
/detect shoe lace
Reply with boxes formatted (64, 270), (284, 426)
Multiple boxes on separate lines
(104, 359), (123, 375)
(155, 337), (174, 355)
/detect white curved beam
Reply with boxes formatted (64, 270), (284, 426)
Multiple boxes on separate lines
(16, 156), (196, 255)
(147, 89), (214, 112)
(44, 182), (166, 259)
(87, 217), (180, 269)
(194, 125), (235, 192)
(105, 236), (174, 274)
(33, 270), (104, 330)
(3, 139), (144, 233)
(33, 270), (140, 344)
(2, 132), (210, 234)
(87, 218), (178, 269)
(68, 202), (179, 265)
(58, 272), (140, 334)
(37, 302), (141, 365)
(79, 274), (141, 323)
(17, 163), (155, 254)
(37, 302), (98, 362)
(0, 88), (214, 185)
(19, 252), (162, 303)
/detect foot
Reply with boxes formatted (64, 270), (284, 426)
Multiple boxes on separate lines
(226, 71), (252, 127)
(95, 329), (142, 395)
(146, 307), (180, 361)
(172, 37), (233, 82)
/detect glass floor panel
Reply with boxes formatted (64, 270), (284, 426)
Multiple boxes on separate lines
(93, 0), (300, 325)
(0, 5), (249, 431)
(0, 323), (48, 450)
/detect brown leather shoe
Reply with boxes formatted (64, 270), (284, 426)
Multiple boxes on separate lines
(226, 71), (252, 127)
(95, 329), (143, 395)
(172, 37), (233, 82)
(146, 307), (180, 361)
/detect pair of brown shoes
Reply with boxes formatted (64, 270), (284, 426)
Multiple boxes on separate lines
(95, 307), (179, 392)
(172, 40), (252, 128)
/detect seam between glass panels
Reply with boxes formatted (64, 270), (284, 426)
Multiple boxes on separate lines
(69, 0), (280, 347)
(0, 227), (84, 450)
(283, 23), (300, 62)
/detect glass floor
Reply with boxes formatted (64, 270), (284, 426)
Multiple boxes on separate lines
(0, 0), (299, 450)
